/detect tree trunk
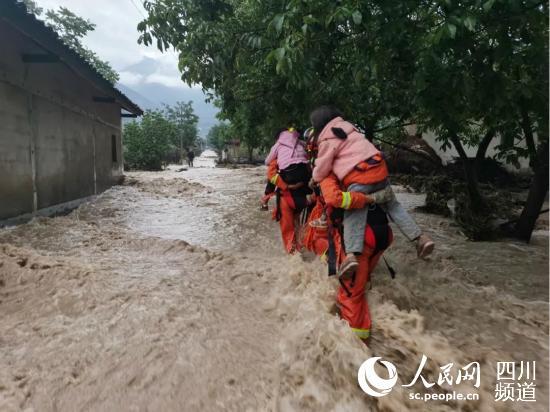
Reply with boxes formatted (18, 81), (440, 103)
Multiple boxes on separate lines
(450, 133), (486, 212)
(514, 140), (549, 242)
(474, 129), (495, 175)
(519, 107), (537, 169)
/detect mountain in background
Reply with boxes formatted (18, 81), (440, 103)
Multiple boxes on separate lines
(117, 58), (219, 137)
(117, 83), (156, 111)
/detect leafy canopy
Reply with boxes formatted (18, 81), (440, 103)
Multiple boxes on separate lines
(137, 0), (547, 169)
(206, 122), (232, 152)
(163, 101), (199, 151)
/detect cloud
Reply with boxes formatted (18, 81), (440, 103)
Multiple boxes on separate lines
(33, 0), (174, 71)
(145, 73), (186, 88)
(118, 71), (144, 86)
(33, 1), (205, 90)
(33, 0), (218, 133)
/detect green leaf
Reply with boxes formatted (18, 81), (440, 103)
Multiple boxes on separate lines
(303, 14), (317, 25)
(463, 16), (476, 31)
(352, 10), (362, 25)
(274, 47), (286, 61)
(446, 23), (457, 39)
(483, 0), (495, 11)
(273, 14), (285, 35)
(353, 69), (363, 84)
(276, 59), (284, 74)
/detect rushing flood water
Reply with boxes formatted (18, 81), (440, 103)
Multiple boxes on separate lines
(0, 164), (548, 411)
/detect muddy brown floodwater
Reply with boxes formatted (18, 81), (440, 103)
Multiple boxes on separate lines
(0, 164), (548, 412)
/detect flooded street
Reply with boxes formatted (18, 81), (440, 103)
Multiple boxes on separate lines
(0, 164), (548, 411)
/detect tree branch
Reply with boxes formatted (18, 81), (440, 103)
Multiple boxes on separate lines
(519, 106), (537, 169)
(449, 133), (469, 161)
(374, 121), (416, 133)
(475, 128), (495, 164)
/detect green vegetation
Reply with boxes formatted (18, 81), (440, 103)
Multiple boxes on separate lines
(134, 1), (547, 241)
(22, 0), (119, 84)
(163, 101), (199, 162)
(206, 123), (232, 152)
(124, 102), (200, 170)
(124, 110), (174, 171)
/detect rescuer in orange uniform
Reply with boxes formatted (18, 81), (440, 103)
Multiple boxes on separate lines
(302, 119), (394, 342)
(303, 173), (392, 341)
(265, 125), (393, 341)
(262, 128), (312, 253)
(265, 159), (312, 253)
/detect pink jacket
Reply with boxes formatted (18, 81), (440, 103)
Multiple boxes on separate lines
(312, 117), (380, 182)
(264, 130), (308, 170)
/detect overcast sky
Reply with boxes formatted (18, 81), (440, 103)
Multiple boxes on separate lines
(31, 0), (218, 133)
(34, 0), (188, 89)
(37, 0), (194, 87)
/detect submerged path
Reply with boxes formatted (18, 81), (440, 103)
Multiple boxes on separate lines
(0, 166), (547, 411)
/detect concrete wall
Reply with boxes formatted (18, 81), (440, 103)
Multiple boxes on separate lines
(0, 21), (123, 220)
(0, 81), (34, 218)
(405, 126), (532, 171)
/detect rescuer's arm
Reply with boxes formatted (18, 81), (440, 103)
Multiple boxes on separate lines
(319, 173), (372, 209)
(266, 159), (288, 191)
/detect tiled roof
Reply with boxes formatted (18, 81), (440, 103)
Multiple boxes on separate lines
(0, 0), (143, 115)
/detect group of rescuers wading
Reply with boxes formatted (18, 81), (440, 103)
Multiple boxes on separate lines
(260, 106), (435, 342)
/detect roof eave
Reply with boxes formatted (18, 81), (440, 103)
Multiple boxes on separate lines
(0, 1), (143, 116)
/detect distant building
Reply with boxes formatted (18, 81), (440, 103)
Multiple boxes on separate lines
(0, 1), (142, 222)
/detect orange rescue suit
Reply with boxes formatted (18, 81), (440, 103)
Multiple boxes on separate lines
(304, 173), (391, 341)
(266, 159), (299, 253)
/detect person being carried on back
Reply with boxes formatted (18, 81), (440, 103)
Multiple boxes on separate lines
(309, 106), (435, 278)
(261, 127), (311, 210)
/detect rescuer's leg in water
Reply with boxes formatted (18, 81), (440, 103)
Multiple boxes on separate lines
(337, 248), (384, 342)
(278, 195), (298, 253)
(265, 160), (298, 253)
(304, 173), (394, 342)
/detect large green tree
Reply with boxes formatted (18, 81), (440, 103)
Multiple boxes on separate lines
(124, 110), (176, 170)
(163, 101), (199, 162)
(412, 1), (548, 215)
(124, 103), (200, 169)
(138, 0), (548, 240)
(137, 0), (419, 141)
(207, 122), (232, 151)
